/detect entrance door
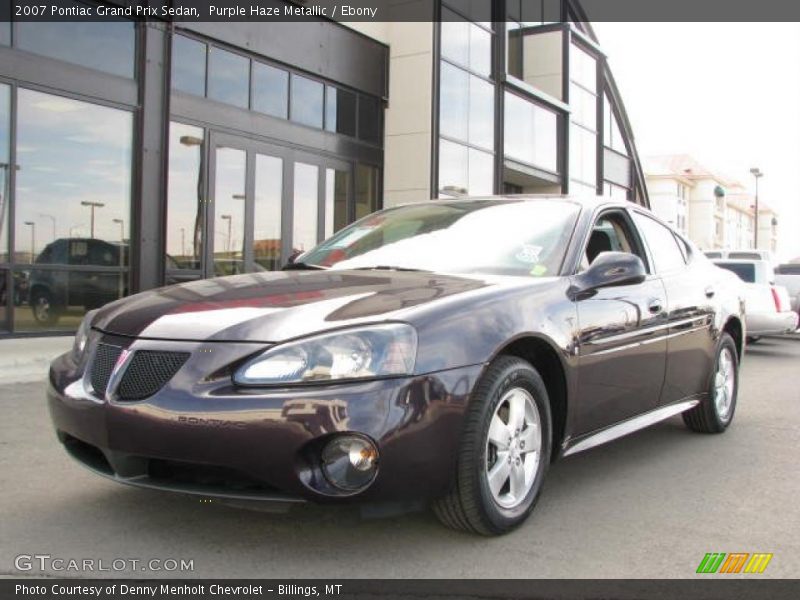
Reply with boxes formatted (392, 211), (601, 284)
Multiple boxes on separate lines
(167, 131), (353, 283)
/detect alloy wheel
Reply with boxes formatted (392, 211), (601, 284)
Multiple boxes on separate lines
(714, 347), (735, 421)
(485, 387), (542, 509)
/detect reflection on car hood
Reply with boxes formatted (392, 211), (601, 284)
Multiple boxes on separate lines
(92, 270), (503, 342)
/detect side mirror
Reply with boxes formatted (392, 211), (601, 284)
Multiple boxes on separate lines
(569, 251), (646, 299)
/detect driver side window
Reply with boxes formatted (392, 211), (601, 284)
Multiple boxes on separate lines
(580, 212), (647, 272)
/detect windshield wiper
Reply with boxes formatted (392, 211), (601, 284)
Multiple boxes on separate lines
(352, 265), (431, 272)
(282, 261), (329, 271)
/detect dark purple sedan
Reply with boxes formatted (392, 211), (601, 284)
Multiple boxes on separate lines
(48, 197), (745, 535)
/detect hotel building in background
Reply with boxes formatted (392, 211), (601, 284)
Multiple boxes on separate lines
(645, 154), (779, 256)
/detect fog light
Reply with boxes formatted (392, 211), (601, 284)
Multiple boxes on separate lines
(321, 435), (379, 491)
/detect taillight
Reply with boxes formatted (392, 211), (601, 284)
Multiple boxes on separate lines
(771, 287), (783, 312)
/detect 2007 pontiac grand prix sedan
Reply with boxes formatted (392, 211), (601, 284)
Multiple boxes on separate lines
(48, 196), (746, 535)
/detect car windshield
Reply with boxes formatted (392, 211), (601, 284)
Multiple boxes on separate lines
(297, 199), (580, 277)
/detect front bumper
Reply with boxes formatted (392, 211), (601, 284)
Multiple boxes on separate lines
(48, 332), (483, 505)
(746, 310), (799, 336)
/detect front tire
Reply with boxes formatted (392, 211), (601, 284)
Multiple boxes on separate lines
(433, 356), (552, 535)
(683, 333), (739, 433)
(30, 289), (60, 326)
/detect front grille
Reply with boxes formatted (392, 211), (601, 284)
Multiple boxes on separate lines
(90, 343), (123, 397)
(117, 350), (190, 401)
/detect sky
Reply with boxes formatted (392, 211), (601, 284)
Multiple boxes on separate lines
(593, 22), (800, 261)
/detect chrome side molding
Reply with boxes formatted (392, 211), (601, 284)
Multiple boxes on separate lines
(563, 399), (700, 457)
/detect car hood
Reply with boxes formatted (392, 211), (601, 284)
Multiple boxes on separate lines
(92, 269), (505, 342)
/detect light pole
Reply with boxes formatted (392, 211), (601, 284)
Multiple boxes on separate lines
(38, 213), (56, 241)
(112, 218), (124, 243)
(81, 201), (105, 238)
(180, 134), (204, 263)
(24, 221), (35, 263)
(180, 227), (186, 257)
(112, 218), (125, 297)
(750, 167), (763, 249)
(221, 214), (232, 253)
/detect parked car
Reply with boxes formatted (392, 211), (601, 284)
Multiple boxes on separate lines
(28, 238), (127, 326)
(775, 263), (800, 317)
(712, 259), (798, 342)
(48, 197), (745, 535)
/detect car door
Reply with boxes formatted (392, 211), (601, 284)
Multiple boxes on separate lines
(631, 211), (716, 404)
(573, 209), (668, 435)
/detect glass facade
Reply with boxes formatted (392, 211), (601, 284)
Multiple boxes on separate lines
(0, 19), (386, 335)
(436, 3), (647, 203)
(438, 3), (495, 198)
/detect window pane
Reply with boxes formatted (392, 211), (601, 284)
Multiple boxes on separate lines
(16, 89), (131, 265)
(325, 87), (357, 136)
(439, 139), (468, 196)
(469, 23), (492, 77)
(213, 147), (246, 276)
(14, 88), (131, 331)
(325, 168), (350, 238)
(290, 75), (323, 128)
(441, 8), (492, 76)
(469, 75), (494, 150)
(441, 10), (469, 66)
(0, 84), (9, 263)
(293, 162), (319, 254)
(0, 22), (10, 46)
(355, 165), (379, 220)
(506, 28), (563, 100)
(468, 148), (494, 196)
(570, 125), (596, 186)
(252, 62), (288, 118)
(166, 123), (204, 271)
(570, 43), (596, 92)
(439, 62), (469, 142)
(358, 96), (382, 144)
(16, 19), (135, 78)
(632, 213), (686, 273)
(254, 154), (283, 271)
(504, 92), (558, 173)
(570, 82), (596, 131)
(172, 35), (206, 96)
(208, 47), (249, 109)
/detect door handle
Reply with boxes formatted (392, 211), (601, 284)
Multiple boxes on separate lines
(648, 299), (663, 314)
(705, 286), (715, 298)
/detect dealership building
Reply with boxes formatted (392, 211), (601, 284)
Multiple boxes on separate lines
(0, 0), (648, 336)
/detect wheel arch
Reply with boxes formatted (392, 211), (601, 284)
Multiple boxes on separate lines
(491, 335), (569, 463)
(723, 316), (744, 360)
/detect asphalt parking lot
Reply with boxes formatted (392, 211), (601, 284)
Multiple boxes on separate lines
(1, 336), (798, 579)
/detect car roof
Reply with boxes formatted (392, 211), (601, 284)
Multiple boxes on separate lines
(400, 194), (636, 212)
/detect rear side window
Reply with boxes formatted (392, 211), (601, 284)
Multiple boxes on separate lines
(632, 212), (686, 273)
(716, 262), (755, 283)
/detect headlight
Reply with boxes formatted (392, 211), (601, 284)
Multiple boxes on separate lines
(234, 323), (417, 386)
(71, 309), (97, 362)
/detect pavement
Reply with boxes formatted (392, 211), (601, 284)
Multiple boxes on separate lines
(0, 336), (72, 384)
(0, 336), (798, 579)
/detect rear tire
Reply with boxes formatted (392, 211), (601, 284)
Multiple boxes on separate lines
(683, 333), (738, 433)
(433, 356), (552, 535)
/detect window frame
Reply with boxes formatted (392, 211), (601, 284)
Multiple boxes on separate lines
(630, 208), (689, 275)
